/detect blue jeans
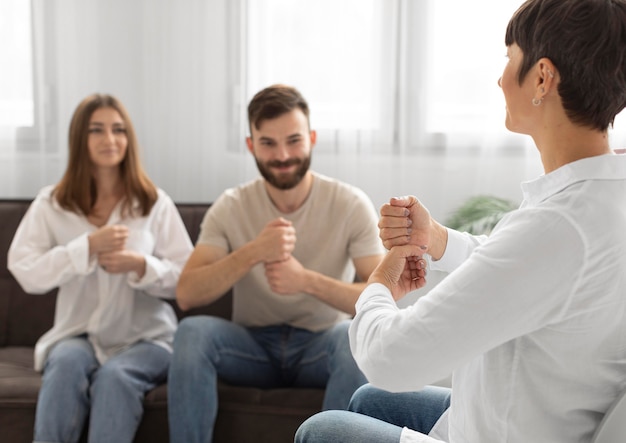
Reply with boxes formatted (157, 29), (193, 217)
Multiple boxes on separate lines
(294, 383), (452, 443)
(167, 316), (367, 443)
(34, 336), (170, 443)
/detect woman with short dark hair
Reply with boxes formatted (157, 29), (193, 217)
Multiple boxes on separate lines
(296, 0), (626, 441)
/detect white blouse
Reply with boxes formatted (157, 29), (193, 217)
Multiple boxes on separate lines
(8, 185), (193, 371)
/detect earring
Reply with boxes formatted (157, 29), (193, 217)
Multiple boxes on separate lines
(532, 97), (543, 106)
(547, 69), (554, 78)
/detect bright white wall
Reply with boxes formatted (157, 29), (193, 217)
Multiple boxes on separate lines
(0, 0), (551, 223)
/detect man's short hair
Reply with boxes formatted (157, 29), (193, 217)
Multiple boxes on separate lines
(247, 84), (310, 133)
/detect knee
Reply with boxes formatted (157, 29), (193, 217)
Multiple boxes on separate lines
(43, 341), (95, 381)
(175, 316), (210, 341)
(174, 316), (223, 351)
(93, 362), (130, 389)
(347, 383), (382, 413)
(45, 352), (85, 376)
(171, 316), (225, 369)
(295, 411), (347, 443)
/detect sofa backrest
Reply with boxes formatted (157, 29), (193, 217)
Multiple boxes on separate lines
(0, 199), (232, 347)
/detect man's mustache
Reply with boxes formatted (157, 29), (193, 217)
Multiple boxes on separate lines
(268, 159), (301, 168)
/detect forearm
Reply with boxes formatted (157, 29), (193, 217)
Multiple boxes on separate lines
(303, 270), (366, 315)
(176, 244), (259, 310)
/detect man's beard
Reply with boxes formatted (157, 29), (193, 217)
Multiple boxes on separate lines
(255, 155), (311, 190)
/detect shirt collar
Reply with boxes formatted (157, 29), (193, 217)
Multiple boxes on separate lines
(521, 153), (626, 206)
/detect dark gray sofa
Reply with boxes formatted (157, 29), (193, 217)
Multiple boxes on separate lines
(0, 199), (324, 443)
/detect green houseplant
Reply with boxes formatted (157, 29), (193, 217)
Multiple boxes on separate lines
(445, 195), (517, 235)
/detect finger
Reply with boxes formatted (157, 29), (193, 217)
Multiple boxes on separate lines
(382, 236), (411, 250)
(411, 266), (427, 280)
(378, 216), (412, 229)
(115, 230), (129, 240)
(411, 276), (428, 288)
(379, 227), (411, 241)
(389, 196), (418, 207)
(416, 258), (427, 273)
(379, 204), (410, 217)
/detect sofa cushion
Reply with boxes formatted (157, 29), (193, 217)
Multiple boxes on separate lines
(0, 347), (40, 400)
(0, 346), (324, 443)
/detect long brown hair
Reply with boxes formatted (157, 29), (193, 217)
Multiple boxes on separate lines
(54, 93), (157, 217)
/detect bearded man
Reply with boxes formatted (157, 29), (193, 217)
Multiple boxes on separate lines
(167, 84), (385, 443)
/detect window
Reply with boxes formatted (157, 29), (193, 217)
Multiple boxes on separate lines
(0, 0), (34, 129)
(426, 1), (520, 135)
(245, 0), (535, 153)
(245, 0), (397, 152)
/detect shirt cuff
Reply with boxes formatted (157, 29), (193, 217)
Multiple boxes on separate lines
(128, 254), (160, 287)
(355, 282), (394, 310)
(428, 228), (479, 272)
(67, 233), (93, 274)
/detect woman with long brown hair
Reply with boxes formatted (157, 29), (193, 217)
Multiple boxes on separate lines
(8, 93), (193, 443)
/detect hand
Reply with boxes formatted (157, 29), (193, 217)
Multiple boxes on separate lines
(368, 245), (427, 300)
(264, 255), (306, 295)
(256, 218), (296, 263)
(98, 249), (146, 277)
(88, 225), (129, 255)
(379, 196), (431, 252)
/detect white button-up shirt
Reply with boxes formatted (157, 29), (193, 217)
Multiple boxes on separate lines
(351, 154), (626, 443)
(8, 186), (193, 370)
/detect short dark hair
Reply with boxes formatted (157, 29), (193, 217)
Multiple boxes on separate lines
(505, 0), (626, 131)
(247, 84), (310, 133)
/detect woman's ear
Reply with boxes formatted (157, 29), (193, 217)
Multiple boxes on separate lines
(536, 57), (557, 97)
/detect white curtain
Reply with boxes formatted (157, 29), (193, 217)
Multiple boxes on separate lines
(0, 0), (33, 128)
(1, 0), (624, 220)
(243, 0), (544, 218)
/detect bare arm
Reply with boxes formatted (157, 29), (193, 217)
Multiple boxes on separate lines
(176, 217), (295, 311)
(176, 243), (256, 310)
(264, 253), (384, 316)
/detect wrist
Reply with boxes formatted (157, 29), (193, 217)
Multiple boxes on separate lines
(429, 222), (448, 261)
(236, 242), (264, 269)
(134, 255), (147, 279)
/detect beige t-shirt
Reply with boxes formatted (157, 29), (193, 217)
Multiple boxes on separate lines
(198, 172), (385, 332)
